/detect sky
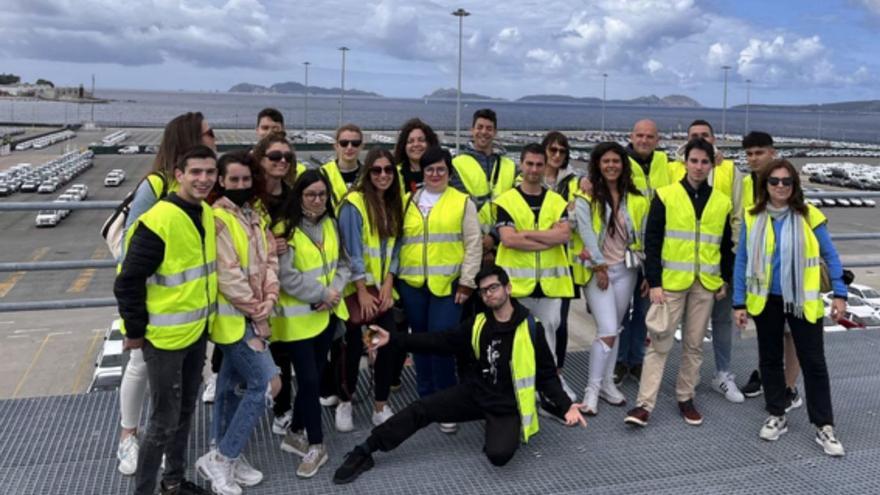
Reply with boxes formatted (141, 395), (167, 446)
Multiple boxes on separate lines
(1, 0), (879, 107)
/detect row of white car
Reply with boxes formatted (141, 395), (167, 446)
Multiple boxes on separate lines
(34, 184), (89, 227)
(89, 320), (126, 392)
(14, 129), (76, 151)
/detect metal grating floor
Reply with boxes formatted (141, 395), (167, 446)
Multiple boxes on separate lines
(1, 330), (878, 494)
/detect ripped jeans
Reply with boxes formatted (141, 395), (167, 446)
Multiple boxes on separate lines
(211, 322), (280, 459)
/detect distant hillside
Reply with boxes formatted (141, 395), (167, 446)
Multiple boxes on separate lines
(732, 100), (880, 112)
(517, 93), (701, 108)
(229, 82), (382, 98)
(424, 88), (504, 101)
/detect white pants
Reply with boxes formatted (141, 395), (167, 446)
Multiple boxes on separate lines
(519, 297), (562, 363)
(118, 348), (148, 430)
(584, 263), (638, 389)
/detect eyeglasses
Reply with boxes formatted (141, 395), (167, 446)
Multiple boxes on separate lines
(202, 128), (215, 139)
(303, 191), (327, 201)
(478, 282), (503, 296)
(424, 167), (447, 176)
(767, 177), (793, 187)
(266, 151), (294, 162)
(338, 139), (363, 148)
(548, 146), (567, 156)
(369, 165), (395, 176)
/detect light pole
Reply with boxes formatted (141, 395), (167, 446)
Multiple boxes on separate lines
(452, 8), (470, 153)
(721, 65), (731, 139)
(601, 73), (608, 133)
(744, 79), (751, 134)
(303, 61), (311, 136)
(338, 47), (349, 126)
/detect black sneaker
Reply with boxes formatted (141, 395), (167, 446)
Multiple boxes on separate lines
(740, 370), (763, 398)
(333, 446), (375, 484)
(613, 362), (628, 385)
(160, 480), (211, 495)
(629, 364), (643, 381)
(785, 386), (803, 412)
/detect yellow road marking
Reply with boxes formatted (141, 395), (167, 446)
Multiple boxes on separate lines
(71, 329), (103, 393)
(66, 245), (110, 294)
(0, 247), (51, 298)
(12, 333), (52, 398)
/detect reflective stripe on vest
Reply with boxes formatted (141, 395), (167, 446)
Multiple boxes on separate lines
(656, 182), (731, 291)
(398, 188), (468, 296)
(451, 153), (516, 231)
(744, 205), (826, 323)
(126, 200), (218, 351)
(470, 313), (539, 443)
(321, 160), (356, 208)
(494, 188), (574, 298)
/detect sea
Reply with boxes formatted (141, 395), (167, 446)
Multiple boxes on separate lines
(2, 88), (880, 144)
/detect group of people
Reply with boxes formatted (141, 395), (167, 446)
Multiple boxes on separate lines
(112, 106), (848, 495)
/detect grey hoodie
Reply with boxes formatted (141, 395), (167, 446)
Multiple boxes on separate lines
(277, 215), (352, 304)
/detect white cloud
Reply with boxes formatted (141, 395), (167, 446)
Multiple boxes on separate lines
(857, 0), (880, 15)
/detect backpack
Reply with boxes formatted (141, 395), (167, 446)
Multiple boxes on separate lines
(101, 173), (167, 259)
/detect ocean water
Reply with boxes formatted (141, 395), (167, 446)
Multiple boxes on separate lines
(2, 88), (879, 144)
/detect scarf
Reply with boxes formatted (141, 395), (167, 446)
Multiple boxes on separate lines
(746, 204), (808, 318)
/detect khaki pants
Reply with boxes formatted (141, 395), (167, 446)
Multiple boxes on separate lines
(636, 283), (716, 411)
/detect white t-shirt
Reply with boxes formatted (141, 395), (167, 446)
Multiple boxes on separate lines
(417, 189), (442, 216)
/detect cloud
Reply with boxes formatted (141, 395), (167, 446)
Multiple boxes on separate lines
(856, 0), (880, 15)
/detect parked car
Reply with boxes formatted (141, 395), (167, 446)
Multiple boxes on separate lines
(20, 181), (38, 192)
(0, 185), (10, 197)
(37, 181), (58, 194)
(67, 184), (89, 199)
(35, 210), (61, 228)
(104, 174), (123, 187)
(847, 284), (880, 308)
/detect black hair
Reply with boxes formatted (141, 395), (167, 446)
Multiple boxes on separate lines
(175, 145), (217, 172)
(471, 108), (497, 128)
(541, 131), (570, 169)
(520, 143), (546, 164)
(742, 131), (774, 149)
(476, 265), (510, 287)
(419, 146), (452, 170)
(588, 142), (641, 238)
(684, 138), (716, 165)
(211, 149), (263, 205)
(257, 108), (284, 126)
(280, 169), (334, 239)
(688, 119), (714, 136)
(393, 118), (439, 166)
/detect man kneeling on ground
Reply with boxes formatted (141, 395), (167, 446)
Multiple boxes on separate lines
(333, 265), (586, 484)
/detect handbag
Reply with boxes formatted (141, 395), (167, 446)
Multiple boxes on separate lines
(344, 286), (383, 326)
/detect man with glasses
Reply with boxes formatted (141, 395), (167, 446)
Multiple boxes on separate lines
(332, 265), (585, 484)
(322, 123), (365, 207)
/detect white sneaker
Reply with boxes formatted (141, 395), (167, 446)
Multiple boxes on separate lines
(815, 425), (845, 457)
(371, 404), (394, 426)
(559, 375), (577, 402)
(296, 444), (328, 478)
(202, 373), (217, 403)
(196, 450), (242, 495)
(439, 422), (458, 434)
(232, 454), (263, 487)
(579, 386), (599, 416)
(319, 395), (340, 407)
(712, 372), (745, 403)
(272, 410), (292, 435)
(598, 380), (626, 406)
(335, 401), (354, 432)
(759, 415), (788, 441)
(116, 434), (139, 476)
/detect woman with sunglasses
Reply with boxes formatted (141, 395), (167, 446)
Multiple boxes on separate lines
(393, 118), (439, 194)
(330, 147), (405, 431)
(195, 150), (280, 494)
(322, 123), (365, 207)
(572, 142), (648, 416)
(115, 111), (216, 476)
(733, 159), (846, 457)
(397, 146), (482, 434)
(272, 169), (351, 478)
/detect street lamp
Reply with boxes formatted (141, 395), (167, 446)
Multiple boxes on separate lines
(601, 73), (608, 133)
(744, 79), (751, 134)
(303, 61), (311, 136)
(721, 65), (731, 139)
(452, 8), (470, 153)
(338, 47), (349, 126)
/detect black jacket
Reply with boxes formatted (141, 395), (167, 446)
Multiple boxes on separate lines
(645, 178), (734, 288)
(113, 194), (206, 340)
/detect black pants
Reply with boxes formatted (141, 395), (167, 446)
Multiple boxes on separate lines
(754, 295), (834, 426)
(135, 333), (207, 495)
(336, 310), (398, 402)
(210, 345), (223, 374)
(368, 383), (521, 466)
(556, 297), (571, 369)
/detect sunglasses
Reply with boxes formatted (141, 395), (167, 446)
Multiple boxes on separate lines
(548, 146), (567, 156)
(266, 151), (294, 162)
(767, 177), (793, 187)
(338, 139), (362, 148)
(202, 128), (215, 138)
(369, 165), (395, 176)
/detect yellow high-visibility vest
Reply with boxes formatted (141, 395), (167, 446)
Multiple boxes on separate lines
(341, 191), (397, 298)
(321, 160), (358, 208)
(629, 152), (673, 200)
(451, 153), (516, 231)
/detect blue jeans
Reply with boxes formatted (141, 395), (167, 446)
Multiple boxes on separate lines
(211, 323), (279, 459)
(710, 291), (733, 374)
(396, 281), (460, 397)
(618, 271), (649, 367)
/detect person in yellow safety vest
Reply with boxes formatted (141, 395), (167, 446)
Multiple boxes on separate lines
(394, 118), (440, 195)
(331, 148), (406, 433)
(450, 108), (517, 265)
(254, 131), (303, 258)
(254, 109), (308, 188)
(195, 150), (281, 494)
(114, 145), (219, 495)
(571, 142), (649, 417)
(396, 146), (482, 418)
(494, 143), (574, 420)
(615, 118), (676, 387)
(271, 169), (352, 479)
(733, 159), (847, 457)
(671, 119), (745, 405)
(624, 138), (734, 429)
(322, 123), (365, 208)
(331, 265), (587, 485)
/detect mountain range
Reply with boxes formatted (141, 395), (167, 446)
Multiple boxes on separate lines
(229, 82), (381, 97)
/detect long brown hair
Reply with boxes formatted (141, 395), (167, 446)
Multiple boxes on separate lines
(588, 142), (641, 238)
(393, 118), (439, 166)
(253, 130), (296, 186)
(150, 112), (205, 179)
(749, 158), (808, 216)
(355, 147), (403, 239)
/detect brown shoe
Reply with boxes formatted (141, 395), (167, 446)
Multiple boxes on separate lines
(678, 399), (703, 426)
(624, 406), (650, 427)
